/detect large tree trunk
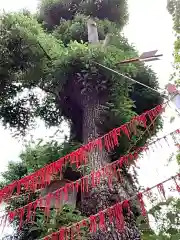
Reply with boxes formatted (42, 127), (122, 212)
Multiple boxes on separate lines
(80, 97), (141, 240)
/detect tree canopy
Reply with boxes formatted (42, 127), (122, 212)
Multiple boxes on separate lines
(167, 0), (180, 85)
(0, 3), (162, 151)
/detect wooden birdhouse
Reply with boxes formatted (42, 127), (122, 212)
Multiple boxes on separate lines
(39, 167), (81, 210)
(87, 18), (99, 44)
(166, 83), (180, 110)
(40, 179), (77, 210)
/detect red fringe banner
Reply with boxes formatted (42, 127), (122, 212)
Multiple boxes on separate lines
(157, 183), (166, 199)
(40, 172), (180, 240)
(3, 131), (179, 228)
(0, 104), (164, 202)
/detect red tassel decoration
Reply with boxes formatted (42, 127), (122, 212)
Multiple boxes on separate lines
(144, 188), (153, 202)
(90, 215), (97, 233)
(8, 211), (16, 223)
(110, 128), (120, 147)
(123, 155), (129, 166)
(121, 125), (130, 139)
(176, 129), (180, 134)
(173, 177), (180, 193)
(59, 228), (66, 240)
(54, 189), (61, 209)
(54, 159), (63, 175)
(84, 141), (93, 152)
(51, 232), (57, 240)
(26, 202), (33, 222)
(16, 181), (21, 195)
(147, 111), (154, 125)
(114, 203), (124, 231)
(45, 194), (52, 218)
(112, 164), (118, 180)
(96, 170), (101, 185)
(81, 177), (85, 193)
(98, 211), (106, 231)
(78, 149), (86, 167)
(75, 150), (81, 168)
(122, 200), (130, 213)
(138, 193), (146, 216)
(70, 227), (74, 240)
(130, 119), (137, 135)
(106, 167), (113, 188)
(44, 237), (50, 240)
(107, 208), (114, 224)
(45, 165), (53, 186)
(18, 208), (25, 230)
(91, 171), (96, 188)
(95, 138), (103, 151)
(64, 184), (69, 201)
(76, 223), (80, 239)
(84, 176), (89, 193)
(139, 114), (147, 128)
(104, 134), (113, 152)
(157, 183), (166, 199)
(133, 151), (139, 160)
(38, 168), (46, 189)
(31, 201), (38, 222)
(119, 157), (124, 168)
(81, 219), (88, 228)
(69, 152), (76, 166)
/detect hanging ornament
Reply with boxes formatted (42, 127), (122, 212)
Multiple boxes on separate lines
(166, 83), (180, 110)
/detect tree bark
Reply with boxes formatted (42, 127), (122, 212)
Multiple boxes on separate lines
(80, 97), (141, 240)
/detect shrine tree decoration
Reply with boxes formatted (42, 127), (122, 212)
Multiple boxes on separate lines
(1, 128), (179, 231)
(4, 127), (180, 204)
(0, 104), (164, 202)
(14, 173), (180, 240)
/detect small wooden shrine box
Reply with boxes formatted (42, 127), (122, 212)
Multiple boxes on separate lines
(39, 167), (81, 210)
(40, 179), (77, 209)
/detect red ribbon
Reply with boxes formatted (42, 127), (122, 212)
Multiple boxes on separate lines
(98, 211), (106, 231)
(157, 183), (166, 199)
(0, 104), (164, 202)
(137, 193), (146, 216)
(90, 215), (97, 233)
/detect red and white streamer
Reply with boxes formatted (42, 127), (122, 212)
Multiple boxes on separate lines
(3, 128), (179, 229)
(40, 173), (180, 240)
(0, 104), (164, 202)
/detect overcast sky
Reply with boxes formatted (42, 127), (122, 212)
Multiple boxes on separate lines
(0, 0), (180, 237)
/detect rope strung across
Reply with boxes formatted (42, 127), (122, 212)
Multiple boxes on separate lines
(1, 128), (179, 231)
(0, 104), (164, 202)
(41, 172), (180, 240)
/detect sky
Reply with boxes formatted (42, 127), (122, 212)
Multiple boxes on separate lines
(0, 0), (179, 236)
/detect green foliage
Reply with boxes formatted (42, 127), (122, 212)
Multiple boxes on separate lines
(0, 161), (27, 187)
(20, 139), (80, 173)
(24, 205), (87, 238)
(52, 15), (118, 45)
(167, 0), (180, 85)
(0, 9), (162, 148)
(39, 0), (128, 29)
(140, 151), (180, 239)
(0, 140), (82, 239)
(147, 198), (180, 239)
(0, 12), (64, 134)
